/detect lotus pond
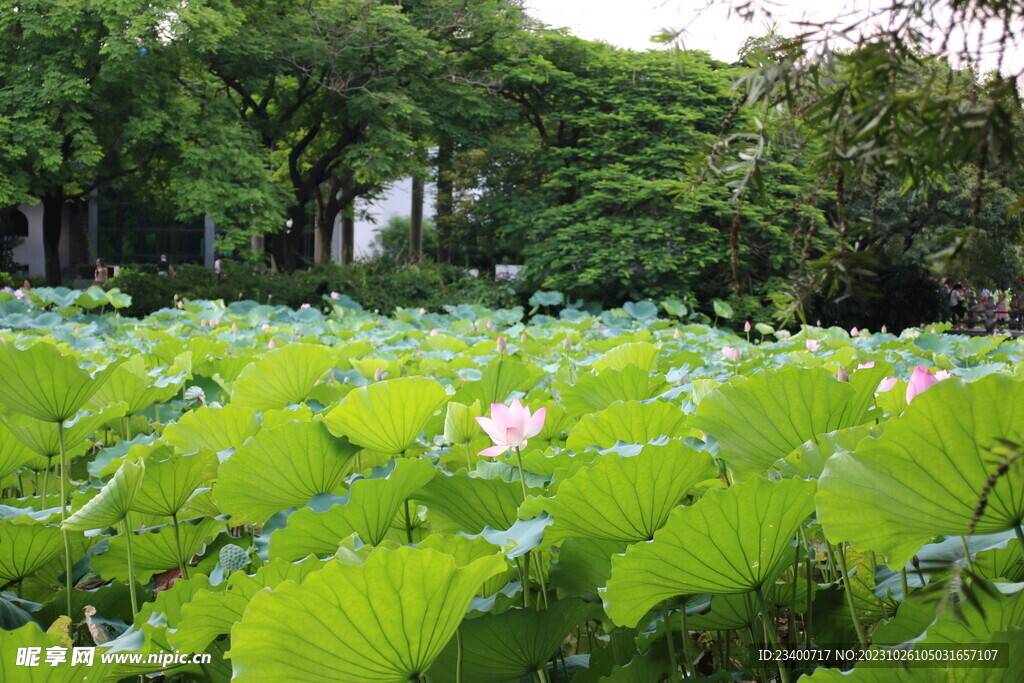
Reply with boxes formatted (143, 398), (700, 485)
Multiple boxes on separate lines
(0, 290), (1022, 682)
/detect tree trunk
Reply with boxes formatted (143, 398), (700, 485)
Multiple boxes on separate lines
(409, 176), (424, 262)
(340, 208), (354, 265)
(434, 140), (454, 263)
(42, 187), (64, 286)
(314, 177), (342, 264)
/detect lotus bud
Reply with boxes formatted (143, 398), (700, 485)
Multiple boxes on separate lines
(597, 323), (604, 332)
(419, 307), (426, 315)
(173, 293), (179, 300)
(374, 367), (384, 382)
(673, 328), (681, 340)
(563, 337), (572, 350)
(722, 346), (740, 362)
(857, 361), (875, 369)
(231, 322), (239, 333)
(212, 318), (220, 326)
(930, 327), (937, 334)
(816, 319), (821, 326)
(176, 300), (184, 309)
(850, 326), (860, 336)
(300, 303), (310, 309)
(429, 328), (439, 337)
(806, 339), (821, 352)
(497, 335), (507, 355)
(881, 325), (888, 333)
(267, 338), (276, 349)
(330, 291), (340, 300)
(520, 332), (528, 343)
(261, 323), (270, 331)
(487, 320), (494, 330)
(875, 377), (898, 394)
(837, 367), (850, 382)
(199, 319), (206, 327)
(744, 321), (751, 333)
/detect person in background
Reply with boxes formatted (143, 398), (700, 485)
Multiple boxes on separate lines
(94, 258), (109, 287)
(213, 255), (224, 276)
(20, 279), (31, 292)
(996, 289), (1010, 325)
(157, 254), (175, 276)
(949, 283), (965, 324)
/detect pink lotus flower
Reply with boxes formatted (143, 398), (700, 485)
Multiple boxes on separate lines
(563, 338), (573, 349)
(199, 319), (207, 327)
(722, 346), (740, 362)
(673, 328), (681, 340)
(418, 307), (426, 315)
(176, 300), (184, 309)
(744, 321), (751, 333)
(330, 291), (340, 300)
(850, 327), (860, 337)
(231, 322), (239, 333)
(837, 367), (850, 382)
(520, 332), (528, 342)
(300, 303), (310, 309)
(267, 339), (276, 349)
(806, 339), (821, 352)
(497, 335), (507, 354)
(876, 377), (898, 394)
(373, 367), (384, 382)
(881, 325), (888, 333)
(475, 398), (547, 458)
(429, 329), (439, 337)
(212, 317), (220, 326)
(857, 361), (875, 370)
(906, 366), (947, 403)
(261, 323), (270, 331)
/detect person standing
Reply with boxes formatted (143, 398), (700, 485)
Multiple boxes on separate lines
(157, 254), (175, 276)
(949, 283), (965, 324)
(94, 258), (109, 286)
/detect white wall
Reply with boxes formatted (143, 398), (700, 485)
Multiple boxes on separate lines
(10, 203), (70, 277)
(330, 178), (436, 262)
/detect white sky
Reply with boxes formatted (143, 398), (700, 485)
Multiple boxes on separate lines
(523, 0), (1022, 73)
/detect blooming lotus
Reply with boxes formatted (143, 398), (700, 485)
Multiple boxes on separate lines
(857, 361), (874, 370)
(806, 339), (821, 352)
(300, 303), (310, 309)
(722, 346), (740, 362)
(330, 291), (340, 300)
(261, 323), (270, 331)
(475, 398), (546, 458)
(906, 366), (949, 404)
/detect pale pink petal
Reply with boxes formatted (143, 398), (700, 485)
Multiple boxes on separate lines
(906, 366), (940, 404)
(876, 377), (898, 394)
(525, 407), (547, 439)
(475, 416), (506, 445)
(934, 370), (952, 381)
(857, 362), (875, 370)
(504, 426), (525, 449)
(490, 402), (513, 431)
(479, 445), (509, 458)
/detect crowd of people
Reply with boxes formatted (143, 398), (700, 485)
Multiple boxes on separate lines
(941, 278), (1021, 332)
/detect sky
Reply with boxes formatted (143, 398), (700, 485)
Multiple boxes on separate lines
(522, 0), (1022, 73)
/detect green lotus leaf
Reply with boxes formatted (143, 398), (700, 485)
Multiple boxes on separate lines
(566, 400), (688, 452)
(4, 404), (125, 458)
(687, 592), (757, 631)
(0, 420), (37, 479)
(452, 357), (544, 407)
(772, 423), (884, 479)
(549, 537), (627, 599)
(161, 404), (259, 454)
(172, 556), (323, 652)
(414, 470), (522, 534)
(974, 543), (1024, 582)
(818, 375), (1024, 568)
(229, 343), (336, 410)
(427, 600), (593, 682)
(62, 460), (145, 531)
(324, 377), (447, 454)
(130, 450), (219, 518)
(230, 546), (506, 682)
(443, 400), (483, 445)
(0, 518), (64, 583)
(603, 477), (816, 627)
(91, 516), (224, 583)
(661, 298), (687, 318)
(560, 365), (667, 417)
(270, 458), (435, 560)
(88, 355), (186, 416)
(0, 623), (118, 682)
(540, 440), (717, 542)
(0, 340), (122, 423)
(214, 421), (357, 524)
(417, 534), (510, 597)
(691, 366), (866, 480)
(711, 299), (733, 319)
(592, 342), (659, 374)
(349, 356), (404, 380)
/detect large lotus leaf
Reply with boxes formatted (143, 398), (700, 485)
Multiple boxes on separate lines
(414, 470), (522, 534)
(443, 401), (483, 445)
(975, 543), (1024, 582)
(772, 423), (884, 479)
(560, 365), (667, 417)
(566, 400), (688, 452)
(230, 546), (507, 682)
(686, 592), (757, 631)
(214, 421), (357, 524)
(691, 366), (865, 480)
(0, 518), (64, 583)
(231, 343), (336, 410)
(91, 516), (224, 583)
(602, 477), (816, 627)
(270, 458), (435, 560)
(4, 404), (125, 458)
(171, 556), (323, 652)
(88, 355), (186, 415)
(0, 623), (118, 682)
(818, 375), (1024, 568)
(416, 534), (511, 597)
(427, 600), (593, 682)
(62, 460), (145, 531)
(540, 441), (717, 542)
(549, 538), (628, 599)
(0, 340), (121, 422)
(0, 420), (37, 479)
(324, 377), (448, 454)
(131, 450), (219, 518)
(162, 404), (259, 454)
(592, 342), (659, 374)
(452, 357), (544, 407)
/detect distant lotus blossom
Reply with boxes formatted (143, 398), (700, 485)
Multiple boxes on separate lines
(563, 337), (573, 349)
(212, 318), (220, 326)
(597, 323), (604, 332)
(231, 322), (239, 332)
(486, 320), (494, 330)
(267, 339), (276, 349)
(475, 398), (547, 458)
(673, 328), (681, 340)
(806, 339), (821, 352)
(429, 329), (439, 337)
(419, 307), (426, 314)
(881, 325), (888, 333)
(373, 368), (384, 382)
(199, 319), (206, 327)
(300, 303), (310, 309)
(857, 362), (875, 370)
(876, 377), (898, 394)
(850, 327), (860, 336)
(722, 346), (740, 362)
(837, 367), (850, 382)
(261, 323), (270, 331)
(330, 292), (340, 300)
(906, 366), (948, 403)
(176, 300), (184, 309)
(744, 321), (751, 333)
(173, 293), (179, 301)
(497, 335), (507, 354)
(930, 327), (937, 334)
(520, 332), (528, 342)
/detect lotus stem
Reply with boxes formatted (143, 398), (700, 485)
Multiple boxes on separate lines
(455, 627), (463, 683)
(171, 512), (189, 579)
(802, 529), (812, 646)
(57, 422), (73, 620)
(513, 446), (528, 503)
(679, 603), (697, 678)
(662, 608), (679, 681)
(755, 587), (789, 683)
(464, 443), (473, 472)
(515, 556), (530, 610)
(40, 464), (49, 511)
(900, 568), (909, 601)
(534, 548), (549, 609)
(960, 536), (974, 572)
(404, 500), (414, 545)
(122, 519), (139, 616)
(1016, 524), (1024, 558)
(835, 544), (868, 650)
